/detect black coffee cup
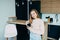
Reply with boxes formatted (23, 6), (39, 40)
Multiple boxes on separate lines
(27, 23), (31, 27)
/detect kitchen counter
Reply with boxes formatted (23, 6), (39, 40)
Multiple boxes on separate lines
(7, 20), (27, 25)
(48, 22), (60, 26)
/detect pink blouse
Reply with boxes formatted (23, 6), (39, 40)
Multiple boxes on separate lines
(26, 18), (44, 35)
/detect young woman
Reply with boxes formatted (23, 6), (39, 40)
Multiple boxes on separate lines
(26, 9), (44, 40)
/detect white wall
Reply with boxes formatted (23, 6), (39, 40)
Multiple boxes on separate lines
(0, 0), (15, 40)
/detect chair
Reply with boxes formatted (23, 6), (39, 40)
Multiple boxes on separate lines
(4, 24), (17, 40)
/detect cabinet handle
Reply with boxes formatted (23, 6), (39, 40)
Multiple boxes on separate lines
(16, 3), (19, 7)
(30, 2), (32, 4)
(22, 2), (24, 5)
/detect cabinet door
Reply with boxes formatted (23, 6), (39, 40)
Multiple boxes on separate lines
(29, 1), (40, 13)
(48, 25), (60, 40)
(16, 1), (28, 20)
(29, 1), (42, 18)
(15, 1), (29, 40)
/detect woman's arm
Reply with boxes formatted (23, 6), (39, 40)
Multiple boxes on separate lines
(27, 27), (42, 35)
(40, 21), (45, 40)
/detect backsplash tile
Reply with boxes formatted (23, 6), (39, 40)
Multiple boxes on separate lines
(42, 13), (60, 23)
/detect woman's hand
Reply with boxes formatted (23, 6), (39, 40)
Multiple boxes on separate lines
(26, 20), (31, 27)
(27, 27), (31, 30)
(26, 20), (29, 26)
(26, 20), (31, 30)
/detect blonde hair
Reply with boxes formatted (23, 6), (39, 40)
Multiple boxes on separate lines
(29, 9), (40, 24)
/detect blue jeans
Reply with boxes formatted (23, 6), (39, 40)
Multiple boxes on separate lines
(30, 32), (42, 40)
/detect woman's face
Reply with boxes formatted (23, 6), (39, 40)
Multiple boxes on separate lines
(31, 11), (37, 19)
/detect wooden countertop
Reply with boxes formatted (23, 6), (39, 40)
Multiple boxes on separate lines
(7, 20), (27, 25)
